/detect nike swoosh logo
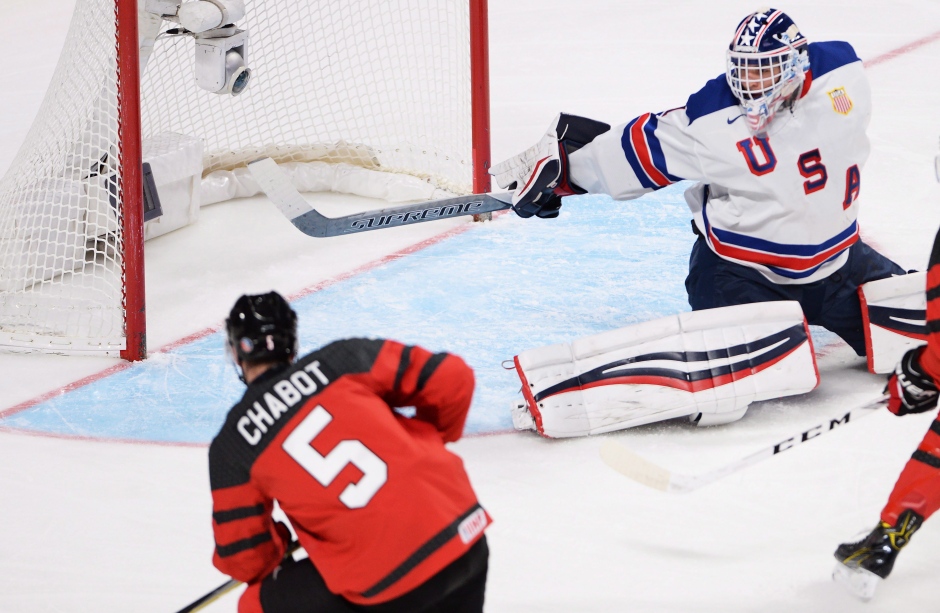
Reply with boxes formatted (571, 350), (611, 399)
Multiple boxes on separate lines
(727, 114), (745, 124)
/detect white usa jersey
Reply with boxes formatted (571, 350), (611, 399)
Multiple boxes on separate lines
(569, 41), (868, 285)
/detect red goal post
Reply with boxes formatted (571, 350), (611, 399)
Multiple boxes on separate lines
(0, 0), (491, 361)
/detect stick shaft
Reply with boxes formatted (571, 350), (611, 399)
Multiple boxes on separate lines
(175, 579), (240, 613)
(602, 395), (888, 493)
(293, 193), (511, 237)
(174, 542), (302, 613)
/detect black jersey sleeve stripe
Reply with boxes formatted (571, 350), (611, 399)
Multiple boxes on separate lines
(361, 503), (483, 598)
(213, 504), (266, 524)
(394, 346), (413, 392)
(912, 449), (940, 469)
(927, 319), (940, 334)
(929, 420), (940, 437)
(416, 353), (448, 392)
(215, 532), (273, 558)
(927, 285), (940, 302)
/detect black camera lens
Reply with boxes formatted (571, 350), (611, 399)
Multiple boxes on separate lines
(231, 68), (251, 95)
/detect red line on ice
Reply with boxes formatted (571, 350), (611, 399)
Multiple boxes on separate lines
(862, 30), (940, 68)
(0, 423), (517, 447)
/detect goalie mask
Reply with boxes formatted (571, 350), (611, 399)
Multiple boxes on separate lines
(225, 291), (298, 366)
(725, 8), (809, 134)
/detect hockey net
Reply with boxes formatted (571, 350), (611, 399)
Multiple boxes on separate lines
(0, 0), (489, 359)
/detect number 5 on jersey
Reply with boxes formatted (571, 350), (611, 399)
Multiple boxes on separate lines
(283, 405), (388, 509)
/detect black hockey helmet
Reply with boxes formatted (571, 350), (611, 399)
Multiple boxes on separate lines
(225, 291), (298, 364)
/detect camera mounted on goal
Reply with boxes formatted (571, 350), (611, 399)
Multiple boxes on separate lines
(145, 0), (251, 95)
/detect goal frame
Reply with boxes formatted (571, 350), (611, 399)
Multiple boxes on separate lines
(118, 0), (145, 361)
(114, 0), (492, 361)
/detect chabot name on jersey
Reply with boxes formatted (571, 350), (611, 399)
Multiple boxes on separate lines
(237, 361), (331, 446)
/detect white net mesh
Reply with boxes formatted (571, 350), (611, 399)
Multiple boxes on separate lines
(143, 0), (473, 193)
(0, 0), (125, 355)
(0, 0), (477, 356)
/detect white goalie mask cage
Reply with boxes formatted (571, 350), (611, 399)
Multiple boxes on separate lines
(725, 9), (809, 134)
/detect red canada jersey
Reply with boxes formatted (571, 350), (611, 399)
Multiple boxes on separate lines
(921, 230), (940, 380)
(209, 338), (489, 605)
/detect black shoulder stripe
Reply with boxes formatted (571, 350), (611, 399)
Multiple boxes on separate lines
(416, 353), (448, 391)
(213, 504), (265, 525)
(394, 346), (413, 392)
(926, 285), (940, 302)
(314, 338), (385, 381)
(215, 532), (272, 558)
(209, 439), (252, 491)
(927, 319), (940, 334)
(912, 449), (940, 469)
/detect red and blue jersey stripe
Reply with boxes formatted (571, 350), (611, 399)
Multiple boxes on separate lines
(702, 203), (859, 279)
(620, 112), (684, 190)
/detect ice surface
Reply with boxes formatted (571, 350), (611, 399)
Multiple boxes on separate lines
(0, 189), (696, 441)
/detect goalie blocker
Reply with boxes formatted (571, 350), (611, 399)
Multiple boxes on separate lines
(511, 301), (819, 438)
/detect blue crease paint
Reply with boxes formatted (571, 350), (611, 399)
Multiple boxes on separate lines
(3, 188), (701, 443)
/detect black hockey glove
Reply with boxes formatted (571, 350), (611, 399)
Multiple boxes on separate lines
(885, 346), (939, 416)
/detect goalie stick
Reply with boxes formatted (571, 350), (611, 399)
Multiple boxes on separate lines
(599, 394), (889, 493)
(174, 541), (301, 613)
(247, 157), (513, 238)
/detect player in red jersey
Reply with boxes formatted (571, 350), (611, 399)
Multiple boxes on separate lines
(833, 232), (940, 599)
(210, 292), (490, 613)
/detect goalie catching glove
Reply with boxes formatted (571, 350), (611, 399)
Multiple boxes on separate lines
(886, 346), (939, 416)
(489, 113), (610, 219)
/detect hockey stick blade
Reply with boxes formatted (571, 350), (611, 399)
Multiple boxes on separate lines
(247, 157), (513, 238)
(600, 394), (888, 493)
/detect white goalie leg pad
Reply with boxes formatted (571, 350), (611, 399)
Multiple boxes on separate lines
(512, 301), (819, 438)
(859, 272), (927, 374)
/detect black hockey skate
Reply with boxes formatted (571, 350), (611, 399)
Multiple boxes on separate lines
(832, 509), (922, 600)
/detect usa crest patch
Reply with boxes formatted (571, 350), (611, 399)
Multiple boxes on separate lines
(828, 87), (853, 115)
